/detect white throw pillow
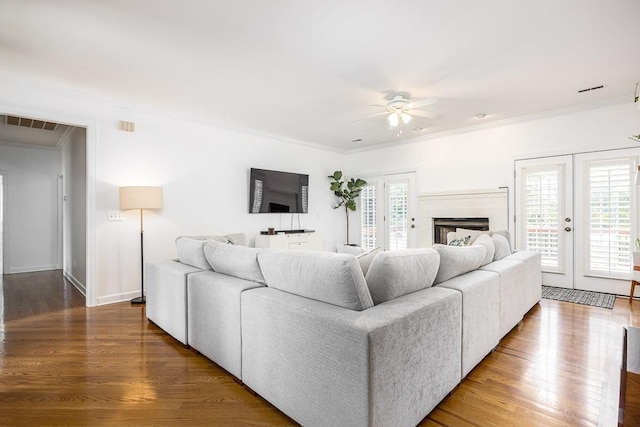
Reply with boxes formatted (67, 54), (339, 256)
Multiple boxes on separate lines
(455, 228), (490, 244)
(356, 247), (380, 276)
(365, 249), (440, 305)
(203, 240), (265, 284)
(492, 233), (511, 261)
(432, 244), (486, 284)
(473, 234), (495, 266)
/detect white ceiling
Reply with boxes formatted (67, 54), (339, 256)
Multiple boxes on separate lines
(0, 0), (639, 150)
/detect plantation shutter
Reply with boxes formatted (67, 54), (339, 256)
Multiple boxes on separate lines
(587, 159), (632, 277)
(388, 180), (408, 250)
(523, 166), (562, 271)
(360, 184), (377, 250)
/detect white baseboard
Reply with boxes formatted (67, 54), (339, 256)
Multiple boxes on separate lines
(96, 290), (140, 306)
(62, 270), (86, 296)
(6, 264), (58, 274)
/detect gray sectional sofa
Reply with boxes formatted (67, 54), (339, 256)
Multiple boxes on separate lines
(146, 231), (541, 427)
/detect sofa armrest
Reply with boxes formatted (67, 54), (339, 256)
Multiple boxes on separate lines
(241, 286), (461, 427)
(146, 260), (202, 345)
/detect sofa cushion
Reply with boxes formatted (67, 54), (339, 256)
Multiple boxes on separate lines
(175, 233), (248, 270)
(175, 236), (213, 270)
(356, 247), (380, 276)
(365, 249), (440, 304)
(432, 244), (486, 284)
(257, 250), (374, 311)
(492, 233), (511, 261)
(203, 241), (265, 284)
(473, 234), (495, 266)
(336, 244), (366, 255)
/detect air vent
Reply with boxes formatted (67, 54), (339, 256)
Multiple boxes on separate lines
(577, 85), (604, 93)
(5, 115), (59, 131)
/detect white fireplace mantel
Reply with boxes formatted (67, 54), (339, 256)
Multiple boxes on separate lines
(417, 188), (509, 247)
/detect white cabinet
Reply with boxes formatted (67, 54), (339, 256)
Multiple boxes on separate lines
(255, 232), (323, 251)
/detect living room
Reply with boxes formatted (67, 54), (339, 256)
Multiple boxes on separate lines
(1, 1), (640, 425)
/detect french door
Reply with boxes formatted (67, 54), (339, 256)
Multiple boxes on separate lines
(359, 172), (417, 251)
(515, 149), (639, 295)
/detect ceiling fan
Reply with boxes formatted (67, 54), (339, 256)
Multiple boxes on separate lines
(357, 94), (441, 128)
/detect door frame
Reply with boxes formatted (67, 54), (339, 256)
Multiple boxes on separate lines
(0, 103), (97, 306)
(514, 147), (640, 294)
(357, 169), (418, 250)
(0, 171), (8, 275)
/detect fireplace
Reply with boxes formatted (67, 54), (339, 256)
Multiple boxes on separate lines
(433, 217), (489, 244)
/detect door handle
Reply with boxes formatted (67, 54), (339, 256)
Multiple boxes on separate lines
(565, 227), (572, 232)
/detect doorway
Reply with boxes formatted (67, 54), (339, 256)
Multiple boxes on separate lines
(359, 171), (418, 251)
(515, 148), (640, 295)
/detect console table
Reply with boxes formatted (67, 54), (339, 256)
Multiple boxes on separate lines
(255, 232), (322, 251)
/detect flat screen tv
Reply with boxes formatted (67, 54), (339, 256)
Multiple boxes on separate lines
(249, 168), (309, 214)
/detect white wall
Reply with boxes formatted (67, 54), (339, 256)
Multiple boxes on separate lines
(0, 142), (61, 273)
(61, 127), (87, 292)
(0, 76), (345, 305)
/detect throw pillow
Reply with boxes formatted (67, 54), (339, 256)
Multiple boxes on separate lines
(356, 247), (380, 276)
(203, 240), (265, 284)
(455, 228), (490, 244)
(257, 250), (374, 311)
(432, 244), (486, 284)
(492, 233), (511, 261)
(473, 233), (495, 266)
(365, 249), (440, 305)
(448, 235), (470, 246)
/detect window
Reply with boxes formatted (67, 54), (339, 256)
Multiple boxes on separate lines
(360, 184), (377, 250)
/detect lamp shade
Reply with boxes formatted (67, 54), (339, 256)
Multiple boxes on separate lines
(120, 186), (163, 210)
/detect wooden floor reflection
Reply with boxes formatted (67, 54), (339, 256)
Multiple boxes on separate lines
(0, 271), (637, 426)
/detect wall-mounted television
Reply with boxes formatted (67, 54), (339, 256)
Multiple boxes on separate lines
(249, 168), (309, 214)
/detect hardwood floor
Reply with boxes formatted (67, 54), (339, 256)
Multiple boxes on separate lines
(0, 271), (637, 426)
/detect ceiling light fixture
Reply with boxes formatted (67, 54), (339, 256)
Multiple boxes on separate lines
(476, 113), (487, 119)
(388, 111), (412, 128)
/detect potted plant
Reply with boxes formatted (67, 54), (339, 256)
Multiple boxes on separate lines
(328, 170), (367, 245)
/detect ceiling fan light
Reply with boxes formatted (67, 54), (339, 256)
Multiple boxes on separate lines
(388, 112), (399, 127)
(401, 112), (412, 124)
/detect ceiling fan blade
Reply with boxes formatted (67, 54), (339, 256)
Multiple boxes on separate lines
(409, 97), (439, 109)
(409, 110), (442, 120)
(352, 111), (390, 122)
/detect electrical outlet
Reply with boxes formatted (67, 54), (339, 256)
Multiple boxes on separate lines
(108, 211), (123, 222)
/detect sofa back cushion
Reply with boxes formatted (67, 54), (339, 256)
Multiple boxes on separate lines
(176, 233), (248, 270)
(176, 236), (213, 270)
(365, 249), (440, 305)
(257, 250), (374, 311)
(473, 234), (495, 266)
(492, 233), (512, 261)
(203, 241), (265, 284)
(432, 244), (486, 284)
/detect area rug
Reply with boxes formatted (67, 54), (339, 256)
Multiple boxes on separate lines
(541, 285), (616, 309)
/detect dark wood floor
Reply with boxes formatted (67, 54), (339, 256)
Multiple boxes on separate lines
(0, 270), (637, 426)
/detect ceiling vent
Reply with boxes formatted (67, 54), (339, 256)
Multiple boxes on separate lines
(577, 85), (604, 93)
(5, 115), (59, 131)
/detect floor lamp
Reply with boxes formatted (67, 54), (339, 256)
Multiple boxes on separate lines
(119, 186), (163, 304)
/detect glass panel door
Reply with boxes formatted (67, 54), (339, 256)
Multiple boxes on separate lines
(574, 150), (637, 295)
(515, 155), (573, 288)
(359, 172), (416, 251)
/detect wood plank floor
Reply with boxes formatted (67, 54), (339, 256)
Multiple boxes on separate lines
(0, 270), (637, 426)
